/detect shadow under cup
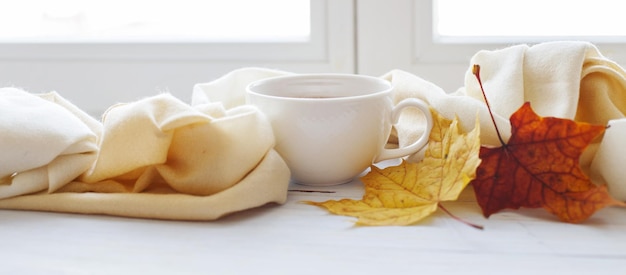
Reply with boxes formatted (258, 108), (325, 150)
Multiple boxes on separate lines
(246, 74), (410, 186)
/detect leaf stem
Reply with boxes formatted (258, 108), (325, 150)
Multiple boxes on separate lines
(472, 64), (507, 147)
(438, 203), (484, 230)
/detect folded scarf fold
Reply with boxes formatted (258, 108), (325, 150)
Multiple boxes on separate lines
(0, 88), (290, 220)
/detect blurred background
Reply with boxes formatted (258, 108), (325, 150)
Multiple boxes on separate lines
(1, 0), (625, 116)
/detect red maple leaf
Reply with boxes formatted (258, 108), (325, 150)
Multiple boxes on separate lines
(470, 65), (625, 223)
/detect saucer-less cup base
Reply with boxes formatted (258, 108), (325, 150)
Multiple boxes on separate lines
(247, 74), (433, 186)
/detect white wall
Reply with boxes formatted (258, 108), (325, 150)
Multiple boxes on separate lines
(0, 59), (350, 117)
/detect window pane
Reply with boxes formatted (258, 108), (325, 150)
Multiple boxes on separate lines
(0, 0), (310, 42)
(435, 0), (626, 39)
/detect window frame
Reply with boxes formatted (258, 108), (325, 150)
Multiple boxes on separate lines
(0, 0), (355, 116)
(357, 0), (626, 92)
(0, 0), (335, 62)
(415, 0), (626, 64)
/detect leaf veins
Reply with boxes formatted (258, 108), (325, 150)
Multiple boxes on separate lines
(305, 108), (482, 226)
(472, 99), (623, 223)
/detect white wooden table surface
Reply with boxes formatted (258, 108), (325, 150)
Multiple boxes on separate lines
(1, 172), (625, 274)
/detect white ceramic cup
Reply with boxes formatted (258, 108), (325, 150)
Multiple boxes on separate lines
(246, 74), (433, 186)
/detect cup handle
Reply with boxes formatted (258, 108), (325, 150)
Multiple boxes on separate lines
(374, 98), (433, 162)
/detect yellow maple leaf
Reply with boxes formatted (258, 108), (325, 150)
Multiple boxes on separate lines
(306, 108), (481, 226)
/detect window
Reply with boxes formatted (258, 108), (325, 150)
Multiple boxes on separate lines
(0, 0), (310, 43)
(0, 0), (329, 61)
(434, 0), (626, 43)
(4, 0), (626, 115)
(0, 0), (355, 115)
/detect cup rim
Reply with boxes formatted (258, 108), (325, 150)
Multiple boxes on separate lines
(246, 73), (392, 102)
